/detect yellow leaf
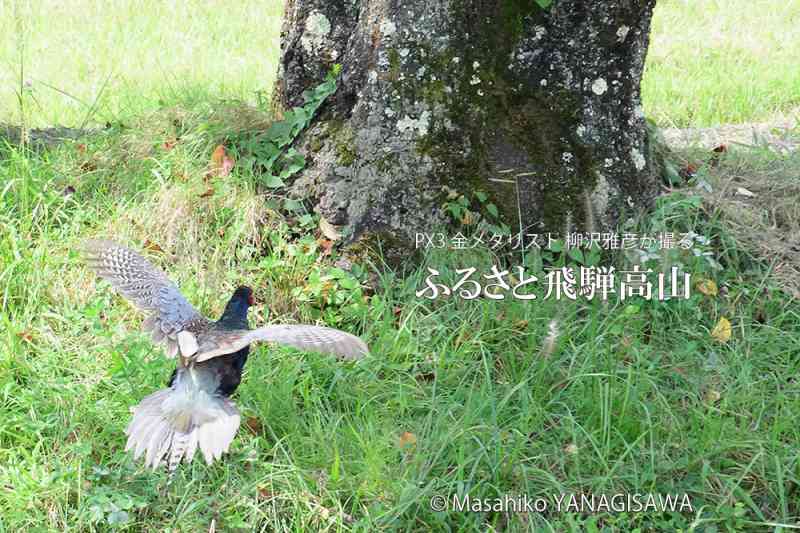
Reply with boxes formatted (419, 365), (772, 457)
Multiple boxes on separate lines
(711, 317), (731, 343)
(696, 279), (718, 297)
(705, 389), (721, 403)
(319, 217), (342, 241)
(398, 431), (417, 449)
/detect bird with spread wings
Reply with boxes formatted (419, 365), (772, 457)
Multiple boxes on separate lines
(84, 240), (369, 472)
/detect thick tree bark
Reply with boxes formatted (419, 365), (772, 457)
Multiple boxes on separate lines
(274, 0), (661, 251)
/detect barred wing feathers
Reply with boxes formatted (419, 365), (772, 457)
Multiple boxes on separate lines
(83, 240), (210, 357)
(195, 325), (369, 363)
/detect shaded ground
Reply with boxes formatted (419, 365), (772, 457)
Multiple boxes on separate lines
(3, 112), (799, 301)
(662, 114), (800, 298)
(0, 123), (91, 148)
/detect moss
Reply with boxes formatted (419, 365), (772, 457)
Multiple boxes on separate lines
(336, 141), (357, 166)
(377, 1), (602, 236)
(375, 152), (398, 173)
(329, 121), (356, 167)
(407, 1), (599, 233)
(309, 137), (324, 153)
(387, 48), (402, 82)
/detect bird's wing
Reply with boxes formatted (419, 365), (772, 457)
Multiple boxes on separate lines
(194, 325), (369, 363)
(83, 240), (211, 357)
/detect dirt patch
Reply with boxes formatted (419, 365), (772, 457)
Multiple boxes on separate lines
(662, 110), (799, 154)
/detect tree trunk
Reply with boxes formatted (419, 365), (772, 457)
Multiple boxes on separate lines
(274, 0), (661, 253)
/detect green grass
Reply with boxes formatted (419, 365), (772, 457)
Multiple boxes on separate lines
(1, 105), (799, 531)
(643, 0), (800, 127)
(0, 0), (282, 127)
(1, 0), (798, 129)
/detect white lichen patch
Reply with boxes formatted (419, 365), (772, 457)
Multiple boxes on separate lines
(472, 61), (480, 69)
(604, 158), (614, 168)
(562, 152), (574, 163)
(452, 56), (460, 64)
(368, 70), (378, 83)
(591, 174), (611, 216)
(477, 88), (484, 96)
(631, 148), (646, 171)
(385, 107), (395, 118)
(576, 125), (586, 137)
(533, 26), (546, 40)
(378, 51), (389, 69)
(396, 110), (431, 136)
(470, 74), (481, 85)
(399, 48), (410, 58)
(540, 79), (548, 87)
(591, 78), (608, 96)
(380, 20), (397, 37)
(301, 11), (331, 56)
(417, 65), (427, 78)
(616, 25), (630, 42)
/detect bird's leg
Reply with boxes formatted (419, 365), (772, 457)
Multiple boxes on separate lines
(181, 356), (199, 387)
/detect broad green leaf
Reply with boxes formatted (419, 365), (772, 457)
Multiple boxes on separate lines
(262, 175), (285, 188)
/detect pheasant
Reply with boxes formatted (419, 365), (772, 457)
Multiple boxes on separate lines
(83, 240), (368, 472)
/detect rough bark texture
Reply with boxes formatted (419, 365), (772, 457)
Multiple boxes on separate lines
(275, 0), (661, 251)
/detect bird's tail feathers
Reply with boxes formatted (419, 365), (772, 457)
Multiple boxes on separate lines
(124, 373), (240, 472)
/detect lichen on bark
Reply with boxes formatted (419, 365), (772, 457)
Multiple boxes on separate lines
(275, 0), (661, 252)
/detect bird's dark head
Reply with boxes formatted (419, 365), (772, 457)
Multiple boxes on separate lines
(233, 286), (256, 306)
(219, 286), (255, 327)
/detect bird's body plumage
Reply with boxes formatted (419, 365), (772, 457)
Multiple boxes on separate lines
(83, 240), (368, 471)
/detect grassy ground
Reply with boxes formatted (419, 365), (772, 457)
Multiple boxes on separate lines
(643, 0), (800, 127)
(0, 0), (282, 128)
(1, 117), (798, 531)
(1, 1), (800, 532)
(1, 0), (797, 128)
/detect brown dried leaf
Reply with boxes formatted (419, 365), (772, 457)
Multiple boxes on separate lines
(317, 238), (334, 257)
(398, 431), (417, 449)
(143, 239), (164, 254)
(680, 162), (698, 180)
(199, 187), (214, 198)
(257, 486), (273, 501)
(207, 145), (234, 177)
(211, 145), (226, 167)
(244, 416), (262, 434)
